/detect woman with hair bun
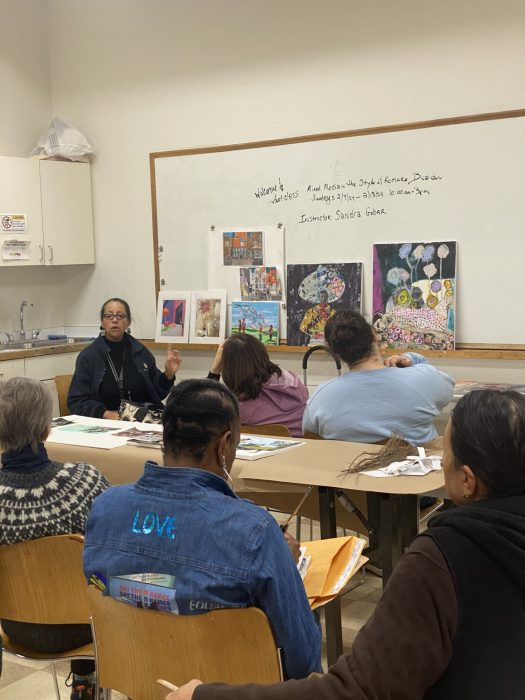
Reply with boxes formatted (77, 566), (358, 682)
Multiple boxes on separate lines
(83, 379), (321, 681)
(165, 389), (525, 700)
(302, 310), (454, 443)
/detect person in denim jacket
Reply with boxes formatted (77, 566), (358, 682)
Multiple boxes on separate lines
(83, 379), (321, 680)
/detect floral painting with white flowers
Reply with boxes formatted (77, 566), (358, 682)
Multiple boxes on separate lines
(372, 241), (457, 351)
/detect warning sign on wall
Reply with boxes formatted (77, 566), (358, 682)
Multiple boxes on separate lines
(1, 214), (27, 233)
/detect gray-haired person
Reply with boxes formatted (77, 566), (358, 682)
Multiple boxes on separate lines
(0, 377), (109, 700)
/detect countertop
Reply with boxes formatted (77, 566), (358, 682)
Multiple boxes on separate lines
(0, 340), (92, 361)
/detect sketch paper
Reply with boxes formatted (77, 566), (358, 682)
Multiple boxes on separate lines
(222, 230), (263, 266)
(47, 426), (128, 450)
(231, 301), (279, 345)
(240, 266), (282, 300)
(286, 263), (363, 346)
(372, 241), (457, 351)
(155, 290), (191, 343)
(189, 290), (227, 344)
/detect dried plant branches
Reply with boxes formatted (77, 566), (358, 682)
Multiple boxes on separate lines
(344, 434), (413, 474)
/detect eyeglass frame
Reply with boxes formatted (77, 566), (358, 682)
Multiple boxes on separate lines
(102, 312), (129, 321)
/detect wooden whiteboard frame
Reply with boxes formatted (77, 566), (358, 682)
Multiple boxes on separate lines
(149, 108), (525, 359)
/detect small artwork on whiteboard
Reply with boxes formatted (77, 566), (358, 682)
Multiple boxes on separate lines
(231, 301), (279, 346)
(155, 291), (191, 343)
(239, 266), (282, 301)
(286, 263), (363, 346)
(189, 290), (227, 344)
(372, 241), (457, 351)
(222, 231), (263, 266)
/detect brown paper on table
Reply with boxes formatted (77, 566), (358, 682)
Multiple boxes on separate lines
(302, 535), (367, 610)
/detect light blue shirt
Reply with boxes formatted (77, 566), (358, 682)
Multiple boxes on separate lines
(302, 353), (454, 444)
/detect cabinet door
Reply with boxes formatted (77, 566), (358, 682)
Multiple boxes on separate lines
(0, 359), (25, 379)
(24, 353), (78, 381)
(0, 157), (44, 266)
(40, 161), (94, 265)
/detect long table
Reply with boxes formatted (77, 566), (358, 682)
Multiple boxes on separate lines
(47, 435), (444, 666)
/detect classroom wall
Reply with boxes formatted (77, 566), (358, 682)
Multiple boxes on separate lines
(0, 0), (71, 332)
(1, 0), (525, 378)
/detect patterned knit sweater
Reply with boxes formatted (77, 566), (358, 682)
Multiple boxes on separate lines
(0, 461), (110, 546)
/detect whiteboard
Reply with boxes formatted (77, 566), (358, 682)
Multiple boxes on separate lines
(152, 112), (525, 346)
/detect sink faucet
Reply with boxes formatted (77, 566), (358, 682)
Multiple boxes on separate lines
(19, 301), (33, 339)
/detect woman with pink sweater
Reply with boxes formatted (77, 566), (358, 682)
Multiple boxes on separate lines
(208, 334), (308, 437)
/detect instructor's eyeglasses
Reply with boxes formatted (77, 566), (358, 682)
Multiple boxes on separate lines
(102, 313), (128, 321)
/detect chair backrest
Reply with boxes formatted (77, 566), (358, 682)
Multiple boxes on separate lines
(88, 587), (283, 699)
(54, 374), (73, 416)
(303, 430), (324, 440)
(0, 534), (90, 624)
(241, 423), (291, 437)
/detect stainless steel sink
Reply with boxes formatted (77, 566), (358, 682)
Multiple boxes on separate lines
(0, 337), (94, 352)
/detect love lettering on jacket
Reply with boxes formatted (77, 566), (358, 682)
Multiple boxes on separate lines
(130, 510), (176, 539)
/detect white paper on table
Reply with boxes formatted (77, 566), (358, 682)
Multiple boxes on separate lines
(362, 456), (442, 478)
(46, 414), (162, 450)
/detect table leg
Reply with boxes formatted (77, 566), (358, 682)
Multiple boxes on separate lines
(378, 493), (419, 588)
(400, 494), (419, 551)
(318, 486), (343, 666)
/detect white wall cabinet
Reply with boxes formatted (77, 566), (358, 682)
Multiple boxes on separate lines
(0, 157), (94, 266)
(0, 157), (43, 266)
(39, 160), (94, 265)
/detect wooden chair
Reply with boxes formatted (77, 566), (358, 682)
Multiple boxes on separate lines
(0, 534), (94, 700)
(88, 587), (283, 700)
(241, 423), (291, 437)
(54, 373), (73, 416)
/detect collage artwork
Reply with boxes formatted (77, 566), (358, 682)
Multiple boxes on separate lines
(157, 227), (457, 350)
(286, 263), (363, 346)
(231, 301), (279, 345)
(372, 241), (457, 351)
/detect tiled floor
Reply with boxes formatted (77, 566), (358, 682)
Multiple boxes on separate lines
(0, 514), (382, 699)
(0, 655), (127, 699)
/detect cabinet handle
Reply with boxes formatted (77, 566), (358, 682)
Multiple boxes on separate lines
(39, 245), (44, 263)
(48, 245), (54, 263)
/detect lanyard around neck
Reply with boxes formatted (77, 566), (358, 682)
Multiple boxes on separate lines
(107, 350), (125, 398)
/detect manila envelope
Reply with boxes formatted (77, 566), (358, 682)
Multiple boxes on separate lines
(301, 536), (367, 609)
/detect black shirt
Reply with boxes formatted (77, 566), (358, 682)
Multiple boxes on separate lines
(99, 335), (149, 410)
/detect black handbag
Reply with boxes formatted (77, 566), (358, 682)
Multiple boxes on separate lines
(107, 349), (164, 424)
(118, 399), (163, 424)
